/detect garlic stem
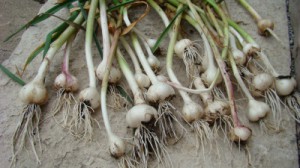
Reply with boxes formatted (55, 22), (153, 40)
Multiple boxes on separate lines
(229, 53), (253, 100)
(229, 33), (239, 50)
(100, 0), (110, 64)
(227, 19), (256, 43)
(117, 48), (145, 105)
(62, 36), (72, 75)
(123, 7), (158, 84)
(123, 8), (154, 47)
(168, 0), (256, 43)
(85, 0), (98, 88)
(188, 0), (241, 127)
(229, 26), (247, 47)
(101, 31), (121, 137)
(62, 34), (77, 82)
(120, 37), (142, 73)
(237, 0), (262, 21)
(193, 77), (213, 104)
(131, 33), (158, 84)
(206, 6), (224, 37)
(163, 5), (220, 94)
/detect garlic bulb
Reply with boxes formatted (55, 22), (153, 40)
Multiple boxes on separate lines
(174, 39), (192, 59)
(248, 99), (270, 122)
(109, 134), (125, 158)
(182, 100), (203, 123)
(146, 82), (175, 103)
(257, 19), (274, 36)
(126, 104), (158, 128)
(275, 77), (296, 96)
(96, 63), (122, 84)
(19, 80), (48, 105)
(230, 126), (252, 142)
(252, 73), (273, 92)
(79, 87), (100, 109)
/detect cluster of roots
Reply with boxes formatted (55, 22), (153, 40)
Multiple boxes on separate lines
(156, 101), (185, 144)
(51, 88), (96, 141)
(108, 86), (130, 111)
(11, 104), (42, 166)
(183, 42), (203, 80)
(124, 118), (172, 168)
(69, 101), (94, 140)
(51, 89), (77, 127)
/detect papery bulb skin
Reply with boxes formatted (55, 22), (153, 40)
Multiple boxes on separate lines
(147, 56), (160, 72)
(126, 104), (158, 128)
(275, 77), (296, 96)
(230, 126), (252, 142)
(79, 87), (100, 109)
(248, 99), (270, 122)
(146, 38), (157, 48)
(135, 73), (151, 88)
(65, 75), (79, 92)
(205, 101), (230, 116)
(54, 73), (67, 89)
(257, 19), (274, 36)
(146, 82), (175, 103)
(156, 75), (168, 82)
(96, 63), (122, 84)
(201, 66), (222, 86)
(243, 42), (261, 56)
(19, 80), (48, 105)
(109, 134), (125, 159)
(252, 73), (273, 92)
(182, 100), (203, 123)
(232, 49), (246, 65)
(54, 73), (79, 92)
(174, 39), (192, 59)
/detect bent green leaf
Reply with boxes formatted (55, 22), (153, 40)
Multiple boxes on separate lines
(0, 64), (26, 86)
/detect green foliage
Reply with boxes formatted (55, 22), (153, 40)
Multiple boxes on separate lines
(0, 64), (26, 86)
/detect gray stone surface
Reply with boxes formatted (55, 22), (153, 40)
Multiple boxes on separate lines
(0, 0), (298, 167)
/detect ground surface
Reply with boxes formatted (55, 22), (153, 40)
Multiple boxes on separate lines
(0, 0), (299, 168)
(0, 0), (43, 63)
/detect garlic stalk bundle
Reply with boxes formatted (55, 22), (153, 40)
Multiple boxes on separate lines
(117, 47), (171, 167)
(166, 5), (215, 148)
(126, 5), (182, 144)
(186, 0), (252, 142)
